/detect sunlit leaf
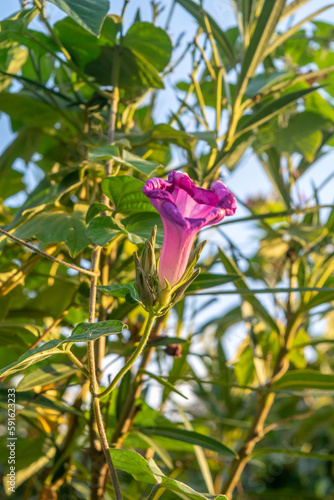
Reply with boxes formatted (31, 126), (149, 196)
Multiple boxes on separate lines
(139, 427), (237, 457)
(109, 449), (228, 499)
(86, 215), (122, 246)
(102, 176), (156, 214)
(14, 205), (91, 256)
(186, 273), (240, 292)
(0, 320), (124, 377)
(272, 370), (334, 391)
(98, 282), (141, 304)
(17, 363), (77, 391)
(48, 0), (109, 36)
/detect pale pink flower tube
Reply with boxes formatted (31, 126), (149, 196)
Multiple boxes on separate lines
(143, 171), (236, 287)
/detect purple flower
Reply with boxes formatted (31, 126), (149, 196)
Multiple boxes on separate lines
(143, 171), (236, 287)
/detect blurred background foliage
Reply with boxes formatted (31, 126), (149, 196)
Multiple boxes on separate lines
(0, 0), (334, 499)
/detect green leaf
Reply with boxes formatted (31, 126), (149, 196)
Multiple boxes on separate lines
(0, 345), (65, 378)
(14, 205), (91, 257)
(258, 147), (291, 207)
(245, 71), (291, 98)
(0, 93), (59, 127)
(0, 128), (41, 174)
(86, 202), (111, 223)
(88, 145), (119, 161)
(272, 369), (334, 391)
(109, 449), (156, 484)
(102, 176), (156, 214)
(109, 449), (228, 499)
(118, 150), (160, 176)
(133, 431), (173, 470)
(265, 4), (334, 58)
(280, 0), (310, 20)
(252, 447), (334, 462)
(16, 363), (77, 391)
(86, 46), (164, 90)
(234, 346), (255, 386)
(0, 320), (124, 377)
(186, 273), (240, 292)
(0, 167), (24, 199)
(81, 20), (171, 90)
(236, 86), (321, 138)
(86, 216), (122, 246)
(176, 0), (236, 67)
(48, 0), (109, 36)
(149, 458), (228, 500)
(236, 0), (286, 97)
(148, 337), (188, 348)
(0, 388), (81, 415)
(98, 283), (141, 304)
(71, 319), (125, 339)
(119, 123), (213, 151)
(122, 212), (164, 246)
(219, 249), (280, 334)
(54, 16), (103, 66)
(139, 427), (237, 457)
(0, 323), (40, 348)
(6, 174), (82, 231)
(89, 147), (160, 176)
(0, 46), (28, 92)
(116, 370), (132, 421)
(256, 112), (327, 161)
(140, 370), (188, 399)
(123, 22), (172, 72)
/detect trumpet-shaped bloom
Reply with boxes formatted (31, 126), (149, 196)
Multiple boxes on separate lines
(143, 171), (236, 286)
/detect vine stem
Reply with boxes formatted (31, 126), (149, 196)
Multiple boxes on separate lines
(222, 391), (275, 497)
(0, 227), (99, 277)
(147, 483), (161, 500)
(98, 313), (156, 400)
(222, 315), (301, 497)
(87, 246), (122, 500)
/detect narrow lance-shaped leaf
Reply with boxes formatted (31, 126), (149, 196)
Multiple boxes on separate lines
(0, 320), (125, 377)
(17, 363), (77, 392)
(139, 426), (237, 457)
(218, 248), (280, 334)
(265, 4), (334, 57)
(235, 86), (322, 138)
(272, 370), (334, 391)
(176, 0), (236, 67)
(140, 370), (188, 399)
(236, 0), (287, 98)
(186, 273), (240, 292)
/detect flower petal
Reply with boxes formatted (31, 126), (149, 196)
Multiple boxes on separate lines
(211, 180), (237, 216)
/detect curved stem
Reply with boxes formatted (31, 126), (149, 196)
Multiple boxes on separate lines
(147, 483), (160, 500)
(67, 350), (89, 377)
(87, 246), (122, 500)
(222, 314), (302, 497)
(0, 227), (99, 277)
(99, 313), (156, 399)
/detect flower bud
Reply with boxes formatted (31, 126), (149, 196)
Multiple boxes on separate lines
(158, 279), (172, 309)
(141, 240), (156, 276)
(134, 252), (156, 308)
